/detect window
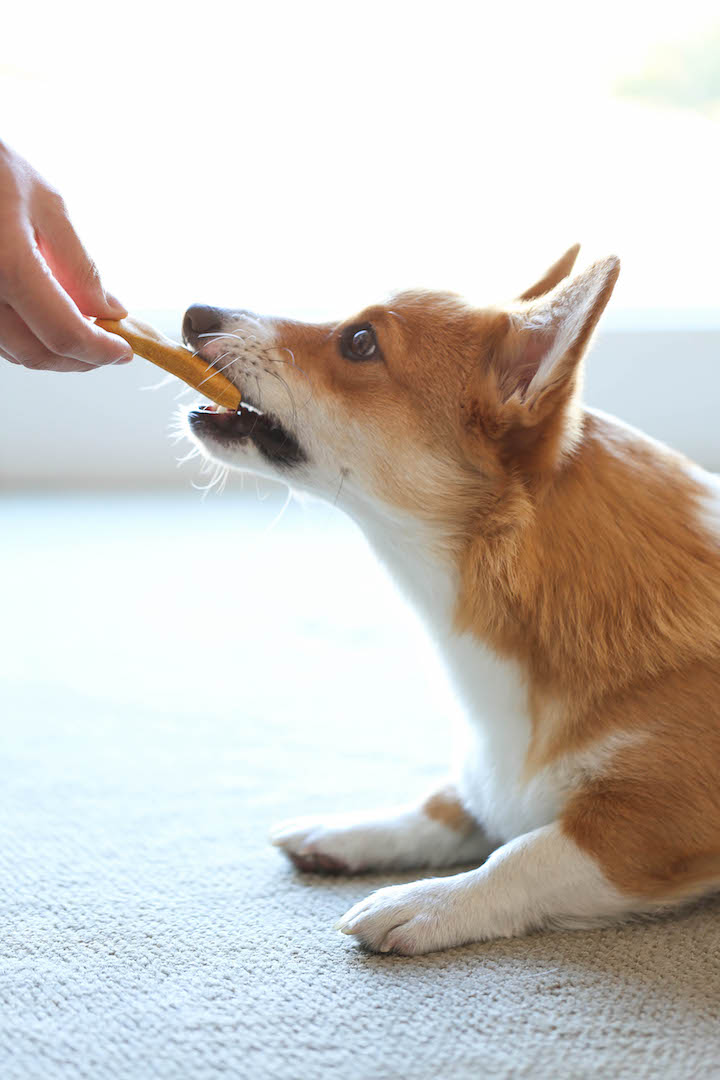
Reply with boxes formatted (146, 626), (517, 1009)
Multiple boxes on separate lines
(2, 1), (719, 483)
(3, 1), (719, 321)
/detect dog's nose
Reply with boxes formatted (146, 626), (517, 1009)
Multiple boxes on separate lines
(182, 304), (225, 344)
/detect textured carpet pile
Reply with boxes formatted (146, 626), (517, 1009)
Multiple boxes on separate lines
(1, 493), (719, 1079)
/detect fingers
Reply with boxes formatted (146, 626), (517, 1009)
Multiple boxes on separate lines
(34, 192), (128, 320)
(0, 301), (115, 373)
(0, 229), (133, 367)
(0, 145), (133, 372)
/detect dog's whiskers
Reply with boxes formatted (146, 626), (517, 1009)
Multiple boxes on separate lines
(191, 330), (316, 409)
(192, 458), (231, 498)
(197, 352), (233, 388)
(263, 486), (293, 532)
(264, 368), (299, 429)
(190, 329), (317, 433)
(175, 445), (201, 465)
(263, 348), (315, 408)
(197, 331), (250, 345)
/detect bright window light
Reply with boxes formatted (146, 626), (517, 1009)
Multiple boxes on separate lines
(3, 1), (719, 321)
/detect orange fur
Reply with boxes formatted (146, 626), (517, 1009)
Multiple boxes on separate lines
(455, 411), (720, 898)
(457, 412), (720, 713)
(563, 660), (720, 899)
(192, 248), (720, 908)
(423, 785), (477, 834)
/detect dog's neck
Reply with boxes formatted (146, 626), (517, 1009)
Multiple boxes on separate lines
(457, 409), (720, 703)
(344, 408), (720, 715)
(340, 492), (460, 629)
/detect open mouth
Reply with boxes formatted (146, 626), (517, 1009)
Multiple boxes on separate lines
(188, 397), (306, 468)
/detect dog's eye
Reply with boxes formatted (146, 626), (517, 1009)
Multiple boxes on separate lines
(350, 329), (375, 358)
(340, 323), (381, 362)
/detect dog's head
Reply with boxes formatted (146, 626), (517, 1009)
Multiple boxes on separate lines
(182, 246), (619, 537)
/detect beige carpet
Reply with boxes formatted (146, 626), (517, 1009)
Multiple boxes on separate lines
(2, 493), (719, 1080)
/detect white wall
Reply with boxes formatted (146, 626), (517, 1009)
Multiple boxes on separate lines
(584, 328), (720, 471)
(1, 312), (194, 489)
(1, 314), (719, 488)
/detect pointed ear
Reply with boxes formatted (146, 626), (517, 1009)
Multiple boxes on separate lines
(493, 256), (620, 414)
(460, 257), (620, 469)
(518, 244), (581, 301)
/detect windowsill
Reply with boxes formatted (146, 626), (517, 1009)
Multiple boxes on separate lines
(603, 309), (720, 332)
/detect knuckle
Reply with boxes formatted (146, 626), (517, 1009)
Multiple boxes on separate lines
(68, 249), (103, 300)
(79, 257), (102, 289)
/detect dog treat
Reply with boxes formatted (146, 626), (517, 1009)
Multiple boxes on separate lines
(97, 316), (242, 410)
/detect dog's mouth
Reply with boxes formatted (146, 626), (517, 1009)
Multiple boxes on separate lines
(188, 396), (306, 468)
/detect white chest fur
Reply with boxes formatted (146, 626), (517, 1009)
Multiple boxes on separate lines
(352, 502), (566, 844)
(439, 635), (564, 843)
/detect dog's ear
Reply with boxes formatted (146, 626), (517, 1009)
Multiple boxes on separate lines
(518, 244), (581, 301)
(496, 256), (619, 409)
(462, 257), (620, 468)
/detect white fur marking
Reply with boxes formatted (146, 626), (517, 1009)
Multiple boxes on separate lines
(342, 499), (645, 847)
(270, 802), (491, 873)
(337, 823), (634, 954)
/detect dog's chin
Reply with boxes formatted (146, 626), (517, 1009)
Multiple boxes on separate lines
(187, 400), (306, 471)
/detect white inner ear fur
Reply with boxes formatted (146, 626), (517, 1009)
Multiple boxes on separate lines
(513, 259), (618, 402)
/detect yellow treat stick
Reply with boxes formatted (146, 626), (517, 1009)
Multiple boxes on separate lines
(97, 316), (242, 411)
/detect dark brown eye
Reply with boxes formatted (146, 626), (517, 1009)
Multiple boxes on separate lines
(340, 323), (382, 362)
(351, 328), (375, 357)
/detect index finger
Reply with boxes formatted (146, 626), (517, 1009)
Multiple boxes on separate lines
(4, 239), (133, 366)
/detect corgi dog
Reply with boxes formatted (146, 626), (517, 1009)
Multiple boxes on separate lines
(182, 246), (720, 955)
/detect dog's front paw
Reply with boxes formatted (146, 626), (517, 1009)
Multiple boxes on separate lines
(269, 814), (377, 874)
(336, 876), (472, 955)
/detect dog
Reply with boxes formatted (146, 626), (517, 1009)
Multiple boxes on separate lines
(181, 246), (720, 955)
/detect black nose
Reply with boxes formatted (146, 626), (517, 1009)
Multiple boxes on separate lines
(182, 304), (226, 344)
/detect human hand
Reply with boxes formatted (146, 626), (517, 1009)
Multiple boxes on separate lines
(0, 141), (133, 372)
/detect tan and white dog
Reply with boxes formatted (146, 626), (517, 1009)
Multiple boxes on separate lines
(182, 246), (720, 955)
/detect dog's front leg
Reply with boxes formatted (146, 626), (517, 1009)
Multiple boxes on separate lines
(336, 822), (632, 954)
(269, 783), (493, 874)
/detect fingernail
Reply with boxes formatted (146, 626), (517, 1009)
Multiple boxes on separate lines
(104, 291), (128, 317)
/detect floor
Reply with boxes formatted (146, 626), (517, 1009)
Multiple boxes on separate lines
(1, 492), (719, 1079)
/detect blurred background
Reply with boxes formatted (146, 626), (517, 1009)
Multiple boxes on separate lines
(1, 0), (719, 753)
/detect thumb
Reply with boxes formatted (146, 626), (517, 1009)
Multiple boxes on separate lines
(34, 196), (127, 319)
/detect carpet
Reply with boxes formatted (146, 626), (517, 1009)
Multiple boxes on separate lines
(1, 493), (719, 1080)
